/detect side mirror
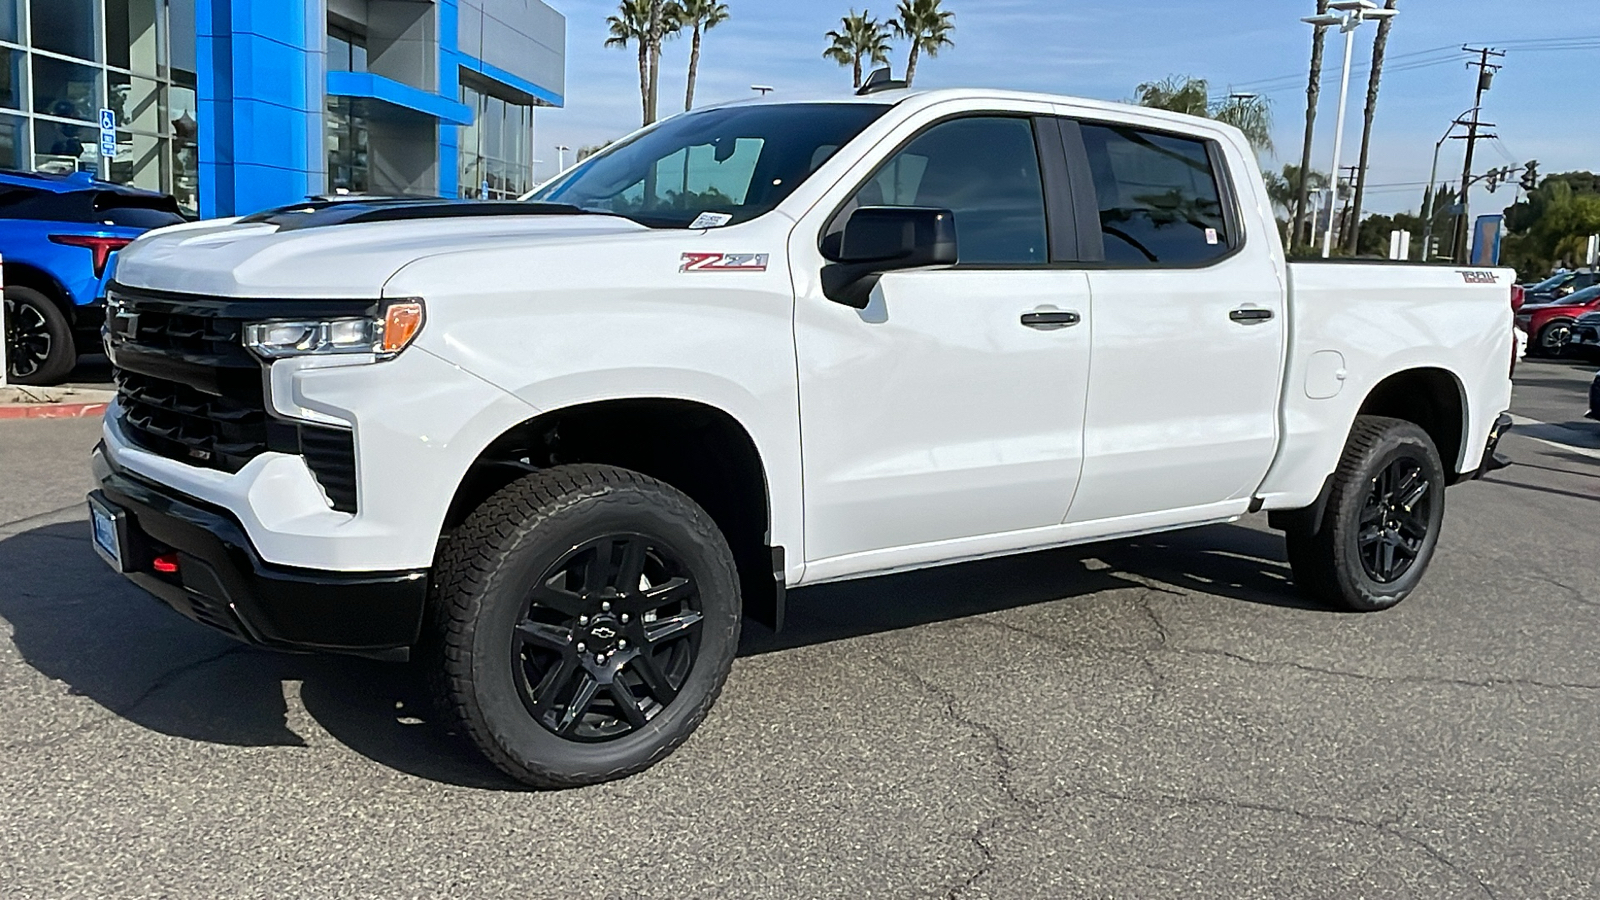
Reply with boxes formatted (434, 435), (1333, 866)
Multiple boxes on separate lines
(821, 206), (957, 308)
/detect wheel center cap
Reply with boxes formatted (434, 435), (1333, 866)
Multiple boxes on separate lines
(581, 616), (622, 653)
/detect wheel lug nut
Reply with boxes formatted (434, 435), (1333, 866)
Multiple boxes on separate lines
(618, 639), (628, 649)
(579, 615), (589, 625)
(576, 642), (586, 652)
(601, 601), (611, 612)
(620, 614), (629, 623)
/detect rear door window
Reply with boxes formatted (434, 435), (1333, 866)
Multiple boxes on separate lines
(1078, 123), (1234, 265)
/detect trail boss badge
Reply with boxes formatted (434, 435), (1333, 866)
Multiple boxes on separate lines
(679, 252), (770, 273)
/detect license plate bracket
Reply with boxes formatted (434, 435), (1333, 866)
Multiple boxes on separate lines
(88, 494), (131, 573)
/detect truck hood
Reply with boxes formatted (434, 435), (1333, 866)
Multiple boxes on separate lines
(113, 200), (649, 298)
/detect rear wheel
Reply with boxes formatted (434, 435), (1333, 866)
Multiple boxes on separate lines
(432, 464), (741, 788)
(4, 286), (76, 385)
(1285, 416), (1447, 612)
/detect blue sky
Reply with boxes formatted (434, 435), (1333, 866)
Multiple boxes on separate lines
(536, 0), (1600, 217)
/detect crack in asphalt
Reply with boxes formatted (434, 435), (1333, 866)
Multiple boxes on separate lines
(1070, 787), (1497, 899)
(872, 653), (1030, 900)
(114, 644), (253, 717)
(0, 502), (89, 535)
(1175, 646), (1600, 693)
(1525, 572), (1600, 609)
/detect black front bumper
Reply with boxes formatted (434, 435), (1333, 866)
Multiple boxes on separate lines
(90, 444), (428, 660)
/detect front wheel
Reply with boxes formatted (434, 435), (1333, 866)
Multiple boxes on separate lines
(432, 465), (741, 789)
(1533, 320), (1575, 358)
(1285, 416), (1447, 612)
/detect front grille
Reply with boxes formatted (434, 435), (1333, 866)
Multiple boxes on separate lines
(108, 284), (371, 513)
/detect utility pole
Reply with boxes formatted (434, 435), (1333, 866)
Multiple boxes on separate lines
(1452, 46), (1505, 264)
(1336, 164), (1360, 251)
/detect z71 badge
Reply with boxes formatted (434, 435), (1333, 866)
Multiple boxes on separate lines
(680, 252), (770, 273)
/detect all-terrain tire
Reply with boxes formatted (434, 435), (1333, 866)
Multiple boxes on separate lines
(431, 464), (741, 789)
(4, 286), (75, 385)
(1285, 416), (1447, 612)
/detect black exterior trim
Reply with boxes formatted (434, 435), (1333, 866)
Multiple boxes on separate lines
(92, 445), (427, 659)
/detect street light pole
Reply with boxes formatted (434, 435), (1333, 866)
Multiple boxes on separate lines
(1418, 109), (1474, 262)
(555, 144), (570, 172)
(1303, 0), (1397, 259)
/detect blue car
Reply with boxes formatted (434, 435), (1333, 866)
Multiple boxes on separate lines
(1, 171), (186, 384)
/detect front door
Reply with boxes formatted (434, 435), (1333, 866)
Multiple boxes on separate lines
(793, 114), (1093, 565)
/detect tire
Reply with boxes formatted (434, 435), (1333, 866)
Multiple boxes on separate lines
(1532, 319), (1574, 359)
(1285, 416), (1447, 612)
(431, 464), (741, 789)
(4, 286), (76, 385)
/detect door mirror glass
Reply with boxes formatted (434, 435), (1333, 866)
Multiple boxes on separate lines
(821, 206), (958, 308)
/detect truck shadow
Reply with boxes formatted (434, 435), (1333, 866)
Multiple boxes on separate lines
(0, 518), (1310, 790)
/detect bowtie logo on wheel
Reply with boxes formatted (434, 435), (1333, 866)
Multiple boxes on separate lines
(679, 252), (770, 273)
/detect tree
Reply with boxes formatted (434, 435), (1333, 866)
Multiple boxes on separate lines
(1133, 76), (1274, 153)
(824, 9), (893, 89)
(888, 0), (954, 88)
(676, 0), (729, 111)
(645, 1), (683, 124)
(1291, 1), (1331, 255)
(1264, 164), (1328, 222)
(1500, 173), (1600, 278)
(605, 0), (652, 125)
(1345, 0), (1398, 254)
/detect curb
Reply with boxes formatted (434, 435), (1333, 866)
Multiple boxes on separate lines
(0, 401), (109, 420)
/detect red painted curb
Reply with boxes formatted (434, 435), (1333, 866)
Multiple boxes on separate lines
(0, 402), (109, 420)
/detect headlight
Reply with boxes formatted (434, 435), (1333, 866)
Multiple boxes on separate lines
(243, 299), (425, 361)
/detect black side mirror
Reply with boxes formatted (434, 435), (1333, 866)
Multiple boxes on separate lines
(821, 206), (957, 308)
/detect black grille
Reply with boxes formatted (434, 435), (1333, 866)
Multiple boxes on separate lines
(107, 284), (371, 513)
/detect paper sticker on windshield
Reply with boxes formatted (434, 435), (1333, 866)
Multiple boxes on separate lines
(689, 212), (734, 229)
(680, 252), (769, 273)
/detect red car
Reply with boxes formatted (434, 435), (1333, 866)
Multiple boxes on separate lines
(1517, 284), (1600, 357)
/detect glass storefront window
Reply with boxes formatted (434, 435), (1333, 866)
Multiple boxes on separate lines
(460, 79), (537, 199)
(109, 129), (167, 192)
(106, 0), (164, 76)
(327, 25), (367, 74)
(34, 55), (101, 121)
(0, 0), (19, 45)
(33, 118), (95, 175)
(173, 137), (198, 213)
(31, 0), (99, 62)
(0, 112), (24, 170)
(109, 71), (164, 134)
(326, 97), (369, 194)
(0, 47), (21, 111)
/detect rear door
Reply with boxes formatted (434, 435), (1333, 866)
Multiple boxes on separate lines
(1060, 117), (1287, 525)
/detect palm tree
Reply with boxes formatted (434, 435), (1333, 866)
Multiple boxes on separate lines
(888, 0), (954, 88)
(605, 0), (651, 125)
(676, 0), (730, 111)
(1291, 1), (1331, 251)
(1134, 76), (1274, 153)
(1344, 0), (1398, 254)
(824, 9), (893, 89)
(645, 1), (683, 124)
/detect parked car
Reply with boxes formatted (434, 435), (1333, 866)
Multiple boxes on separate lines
(1, 170), (186, 384)
(1589, 369), (1600, 421)
(1518, 269), (1599, 308)
(1568, 310), (1600, 362)
(1516, 284), (1600, 357)
(90, 87), (1514, 789)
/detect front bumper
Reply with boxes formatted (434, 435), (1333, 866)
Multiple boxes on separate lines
(91, 443), (429, 659)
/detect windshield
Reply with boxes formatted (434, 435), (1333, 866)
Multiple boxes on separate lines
(1564, 284), (1600, 304)
(1529, 272), (1572, 292)
(531, 103), (889, 228)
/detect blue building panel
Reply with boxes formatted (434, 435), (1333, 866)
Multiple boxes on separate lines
(197, 0), (564, 215)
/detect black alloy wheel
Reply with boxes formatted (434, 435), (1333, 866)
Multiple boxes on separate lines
(513, 533), (704, 741)
(3, 286), (75, 385)
(432, 464), (741, 789)
(1355, 456), (1433, 584)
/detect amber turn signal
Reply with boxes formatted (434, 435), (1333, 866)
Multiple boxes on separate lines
(380, 300), (425, 357)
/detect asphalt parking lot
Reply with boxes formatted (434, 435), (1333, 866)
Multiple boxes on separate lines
(1, 359), (1597, 899)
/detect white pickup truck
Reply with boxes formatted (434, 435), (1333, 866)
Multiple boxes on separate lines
(89, 86), (1514, 788)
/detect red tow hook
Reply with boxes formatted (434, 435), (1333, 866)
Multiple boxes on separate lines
(152, 553), (180, 574)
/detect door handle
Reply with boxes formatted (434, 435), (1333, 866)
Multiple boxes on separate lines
(1020, 310), (1081, 329)
(1229, 307), (1275, 324)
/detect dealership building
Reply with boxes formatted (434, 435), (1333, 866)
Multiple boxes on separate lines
(1, 0), (565, 217)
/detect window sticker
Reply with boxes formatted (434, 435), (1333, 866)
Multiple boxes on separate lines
(1205, 227), (1219, 245)
(690, 211), (734, 229)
